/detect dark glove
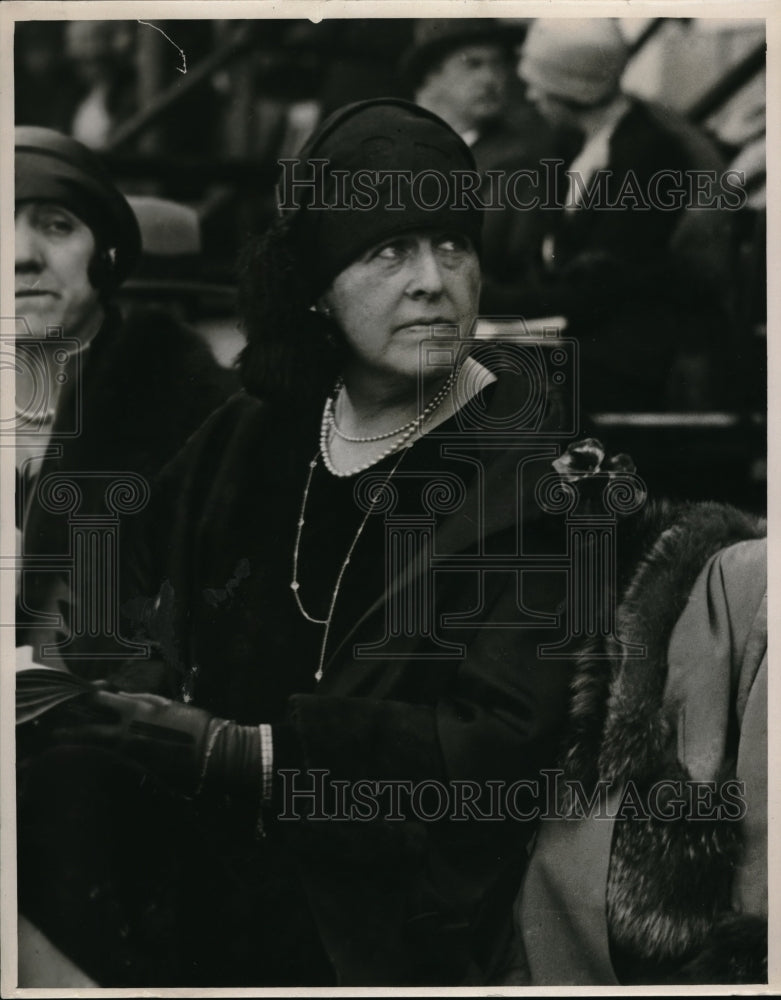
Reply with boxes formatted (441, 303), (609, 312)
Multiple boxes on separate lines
(52, 689), (216, 797)
(53, 689), (262, 800)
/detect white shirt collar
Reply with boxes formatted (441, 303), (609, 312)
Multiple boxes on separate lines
(565, 95), (632, 211)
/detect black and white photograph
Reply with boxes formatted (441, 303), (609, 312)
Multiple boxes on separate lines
(1, 2), (775, 993)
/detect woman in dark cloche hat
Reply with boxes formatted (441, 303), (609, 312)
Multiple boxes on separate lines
(17, 101), (766, 989)
(14, 127), (233, 663)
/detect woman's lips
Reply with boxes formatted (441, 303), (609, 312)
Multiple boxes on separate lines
(395, 319), (457, 332)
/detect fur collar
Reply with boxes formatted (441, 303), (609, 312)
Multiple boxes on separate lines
(562, 500), (765, 788)
(559, 500), (766, 978)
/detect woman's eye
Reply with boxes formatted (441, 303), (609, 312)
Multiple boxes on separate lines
(41, 215), (74, 235)
(375, 241), (407, 261)
(436, 235), (469, 253)
(34, 208), (78, 235)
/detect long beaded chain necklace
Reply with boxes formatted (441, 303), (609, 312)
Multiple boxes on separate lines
(291, 448), (407, 682)
(291, 367), (458, 681)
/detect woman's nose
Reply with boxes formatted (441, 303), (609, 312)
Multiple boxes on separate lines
(15, 217), (43, 270)
(407, 244), (445, 297)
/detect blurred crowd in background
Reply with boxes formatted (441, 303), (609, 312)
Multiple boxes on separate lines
(14, 16), (767, 508)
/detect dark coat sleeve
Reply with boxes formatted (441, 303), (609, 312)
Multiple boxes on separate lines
(108, 390), (260, 695)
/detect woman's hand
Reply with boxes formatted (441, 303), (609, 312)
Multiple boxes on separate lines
(52, 689), (216, 797)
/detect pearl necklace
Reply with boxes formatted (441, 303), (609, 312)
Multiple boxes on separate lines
(327, 376), (454, 443)
(290, 449), (407, 682)
(320, 367), (459, 477)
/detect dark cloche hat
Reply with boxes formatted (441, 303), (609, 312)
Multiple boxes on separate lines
(399, 18), (523, 92)
(283, 98), (483, 297)
(15, 126), (142, 286)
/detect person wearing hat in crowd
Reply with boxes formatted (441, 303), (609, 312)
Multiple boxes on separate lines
(400, 18), (579, 317)
(400, 18), (522, 147)
(508, 18), (729, 411)
(16, 98), (582, 987)
(16, 101), (767, 989)
(15, 127), (236, 666)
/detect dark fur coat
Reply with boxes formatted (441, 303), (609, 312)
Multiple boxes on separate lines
(17, 304), (237, 660)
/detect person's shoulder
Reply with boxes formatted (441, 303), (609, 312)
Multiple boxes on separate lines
(176, 387), (267, 454)
(640, 99), (727, 172)
(91, 306), (234, 395)
(86, 306), (242, 472)
(109, 306), (224, 368)
(471, 111), (554, 171)
(613, 97), (694, 165)
(616, 498), (766, 605)
(151, 388), (268, 491)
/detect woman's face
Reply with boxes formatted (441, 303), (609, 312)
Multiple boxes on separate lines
(320, 230), (481, 384)
(15, 200), (103, 344)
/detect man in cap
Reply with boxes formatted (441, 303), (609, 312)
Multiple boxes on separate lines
(401, 18), (520, 145)
(15, 127), (235, 666)
(401, 19), (577, 314)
